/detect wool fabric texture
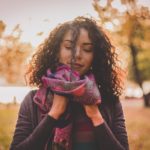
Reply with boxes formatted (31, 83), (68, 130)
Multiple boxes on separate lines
(33, 64), (101, 150)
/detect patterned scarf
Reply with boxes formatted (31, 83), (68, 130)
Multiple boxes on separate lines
(33, 64), (101, 150)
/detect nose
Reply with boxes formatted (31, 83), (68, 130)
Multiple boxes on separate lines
(74, 47), (81, 59)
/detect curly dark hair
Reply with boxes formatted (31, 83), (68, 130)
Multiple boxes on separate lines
(26, 16), (124, 102)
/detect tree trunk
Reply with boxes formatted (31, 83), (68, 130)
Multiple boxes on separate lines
(130, 43), (150, 107)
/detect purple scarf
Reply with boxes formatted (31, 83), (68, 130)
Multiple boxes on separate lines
(34, 64), (101, 150)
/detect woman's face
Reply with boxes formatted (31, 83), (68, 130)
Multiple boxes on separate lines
(59, 28), (94, 76)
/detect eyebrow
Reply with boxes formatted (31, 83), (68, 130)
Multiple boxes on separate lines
(64, 40), (93, 45)
(63, 40), (72, 43)
(82, 43), (93, 46)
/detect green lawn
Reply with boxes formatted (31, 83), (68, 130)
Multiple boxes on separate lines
(0, 100), (150, 150)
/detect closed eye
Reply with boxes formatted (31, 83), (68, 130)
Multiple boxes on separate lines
(82, 43), (93, 52)
(83, 48), (92, 52)
(65, 46), (72, 50)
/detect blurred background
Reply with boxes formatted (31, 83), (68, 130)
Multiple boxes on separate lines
(0, 0), (150, 149)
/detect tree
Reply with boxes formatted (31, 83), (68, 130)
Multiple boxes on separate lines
(0, 22), (33, 85)
(93, 0), (150, 106)
(0, 20), (6, 38)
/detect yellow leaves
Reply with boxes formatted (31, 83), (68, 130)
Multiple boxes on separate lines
(121, 0), (136, 5)
(0, 23), (33, 84)
(93, 0), (150, 82)
(137, 6), (150, 19)
(36, 32), (44, 36)
(0, 20), (6, 38)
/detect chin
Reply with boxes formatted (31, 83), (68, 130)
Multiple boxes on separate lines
(78, 71), (86, 76)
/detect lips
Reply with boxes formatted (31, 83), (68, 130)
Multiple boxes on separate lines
(73, 63), (83, 67)
(69, 63), (83, 69)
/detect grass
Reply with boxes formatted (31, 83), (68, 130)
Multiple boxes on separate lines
(0, 99), (150, 150)
(122, 99), (150, 150)
(0, 104), (19, 150)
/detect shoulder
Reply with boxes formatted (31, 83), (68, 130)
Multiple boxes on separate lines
(19, 90), (37, 112)
(15, 90), (39, 129)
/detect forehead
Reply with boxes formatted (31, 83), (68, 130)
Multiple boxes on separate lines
(62, 28), (91, 43)
(63, 30), (73, 41)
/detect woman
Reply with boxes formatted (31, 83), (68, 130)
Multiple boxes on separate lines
(10, 16), (129, 150)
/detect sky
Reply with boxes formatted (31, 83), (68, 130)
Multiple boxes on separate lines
(1, 0), (98, 47)
(1, 0), (150, 47)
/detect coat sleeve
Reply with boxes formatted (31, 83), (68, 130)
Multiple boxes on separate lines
(10, 91), (56, 150)
(93, 100), (129, 150)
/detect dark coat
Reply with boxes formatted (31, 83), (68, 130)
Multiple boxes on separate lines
(10, 90), (129, 150)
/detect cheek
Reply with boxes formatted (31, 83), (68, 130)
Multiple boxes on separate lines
(59, 49), (71, 63)
(85, 54), (94, 68)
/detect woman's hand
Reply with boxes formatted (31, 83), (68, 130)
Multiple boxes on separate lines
(48, 94), (68, 120)
(84, 105), (104, 126)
